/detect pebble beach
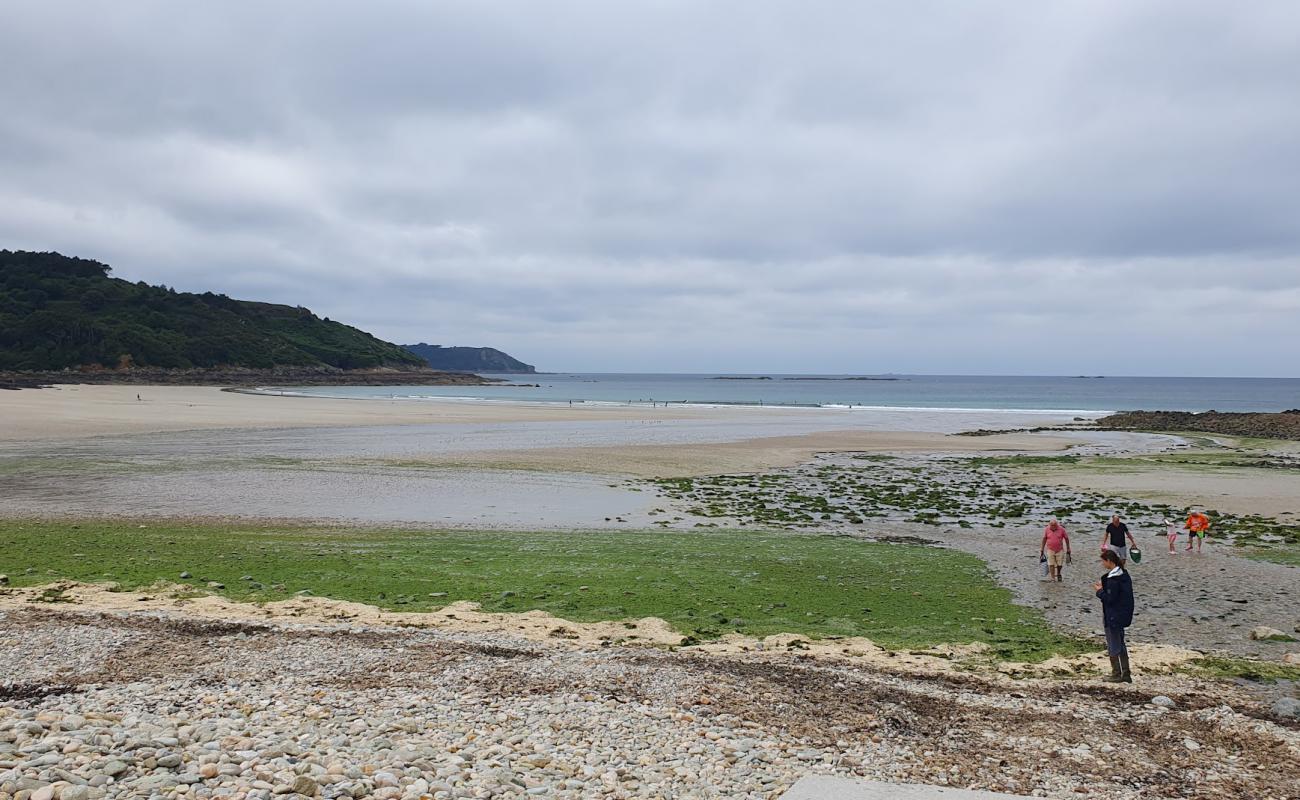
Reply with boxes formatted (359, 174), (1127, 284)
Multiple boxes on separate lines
(4, 605), (1299, 800)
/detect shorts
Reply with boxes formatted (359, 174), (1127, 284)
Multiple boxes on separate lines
(1104, 543), (1129, 562)
(1046, 550), (1067, 568)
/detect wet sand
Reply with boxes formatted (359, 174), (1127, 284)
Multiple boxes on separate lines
(4, 384), (1297, 661)
(915, 522), (1300, 661)
(0, 385), (1091, 528)
(1014, 465), (1300, 521)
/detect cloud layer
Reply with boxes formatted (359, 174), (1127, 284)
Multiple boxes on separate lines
(3, 1), (1299, 374)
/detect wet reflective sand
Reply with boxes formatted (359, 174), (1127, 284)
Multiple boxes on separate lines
(0, 406), (1101, 527)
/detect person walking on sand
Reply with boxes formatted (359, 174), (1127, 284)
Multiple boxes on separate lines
(1040, 519), (1072, 582)
(1095, 549), (1134, 683)
(1101, 514), (1138, 564)
(1185, 511), (1210, 553)
(1165, 518), (1180, 555)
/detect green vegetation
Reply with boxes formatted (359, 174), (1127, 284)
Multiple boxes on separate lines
(967, 454), (1082, 467)
(650, 454), (1300, 549)
(403, 343), (536, 374)
(1177, 657), (1300, 683)
(0, 250), (425, 370)
(0, 520), (1091, 661)
(1241, 547), (1300, 567)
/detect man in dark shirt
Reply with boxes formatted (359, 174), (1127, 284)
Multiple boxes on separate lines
(1102, 514), (1138, 563)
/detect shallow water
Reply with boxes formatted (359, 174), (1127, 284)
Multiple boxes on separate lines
(0, 409), (1156, 528)
(0, 463), (652, 528)
(285, 373), (1300, 413)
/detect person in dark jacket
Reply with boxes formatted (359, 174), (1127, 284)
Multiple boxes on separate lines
(1094, 549), (1135, 682)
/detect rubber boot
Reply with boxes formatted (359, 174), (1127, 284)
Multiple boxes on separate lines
(1118, 652), (1133, 683)
(1103, 655), (1124, 682)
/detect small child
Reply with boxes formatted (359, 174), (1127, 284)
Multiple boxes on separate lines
(1165, 518), (1179, 554)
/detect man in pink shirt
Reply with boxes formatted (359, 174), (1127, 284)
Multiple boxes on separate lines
(1040, 520), (1072, 582)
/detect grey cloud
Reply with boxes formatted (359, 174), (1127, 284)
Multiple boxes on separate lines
(2, 1), (1299, 374)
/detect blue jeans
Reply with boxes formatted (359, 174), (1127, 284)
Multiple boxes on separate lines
(1104, 625), (1128, 657)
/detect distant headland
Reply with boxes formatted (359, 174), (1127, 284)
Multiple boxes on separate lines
(402, 343), (536, 374)
(0, 250), (495, 388)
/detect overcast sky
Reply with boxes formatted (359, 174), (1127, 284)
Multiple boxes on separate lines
(3, 1), (1299, 375)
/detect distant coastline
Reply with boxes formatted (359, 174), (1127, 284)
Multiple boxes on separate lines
(0, 367), (499, 391)
(712, 376), (901, 381)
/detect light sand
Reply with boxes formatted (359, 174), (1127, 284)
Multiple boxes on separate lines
(0, 385), (1084, 477)
(1015, 466), (1300, 520)
(0, 385), (710, 441)
(0, 581), (1202, 678)
(380, 431), (1082, 478)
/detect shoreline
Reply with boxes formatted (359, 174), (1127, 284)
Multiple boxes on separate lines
(0, 384), (1102, 445)
(249, 384), (1115, 417)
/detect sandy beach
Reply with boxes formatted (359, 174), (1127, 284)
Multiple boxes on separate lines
(3, 383), (1299, 800)
(0, 384), (1085, 479)
(0, 385), (711, 441)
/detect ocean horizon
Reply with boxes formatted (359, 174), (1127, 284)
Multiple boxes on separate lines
(278, 373), (1300, 414)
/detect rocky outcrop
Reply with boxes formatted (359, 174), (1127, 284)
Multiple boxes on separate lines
(1097, 410), (1300, 441)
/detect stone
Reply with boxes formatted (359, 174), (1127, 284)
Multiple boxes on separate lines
(60, 787), (91, 800)
(1271, 697), (1300, 719)
(0, 574), (8, 584)
(290, 776), (318, 796)
(102, 761), (128, 777)
(1249, 626), (1295, 642)
(1150, 696), (1175, 709)
(1281, 652), (1300, 665)
(1183, 739), (1201, 751)
(780, 778), (1030, 799)
(156, 753), (183, 768)
(207, 582), (225, 590)
(180, 572), (192, 579)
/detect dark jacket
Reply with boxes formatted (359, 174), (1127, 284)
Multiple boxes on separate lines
(1096, 569), (1134, 628)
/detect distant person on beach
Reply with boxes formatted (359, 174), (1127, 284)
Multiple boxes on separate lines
(1165, 518), (1180, 554)
(1095, 549), (1135, 683)
(1039, 520), (1072, 582)
(1185, 511), (1210, 553)
(1102, 515), (1137, 564)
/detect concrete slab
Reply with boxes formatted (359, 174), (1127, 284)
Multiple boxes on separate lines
(781, 776), (1027, 799)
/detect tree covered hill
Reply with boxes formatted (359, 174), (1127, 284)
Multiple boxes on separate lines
(402, 343), (536, 373)
(0, 250), (427, 371)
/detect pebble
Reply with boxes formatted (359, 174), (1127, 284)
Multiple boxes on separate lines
(4, 609), (1298, 800)
(1248, 626), (1292, 641)
(1150, 696), (1175, 709)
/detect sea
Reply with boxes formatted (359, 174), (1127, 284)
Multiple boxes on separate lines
(281, 374), (1300, 414)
